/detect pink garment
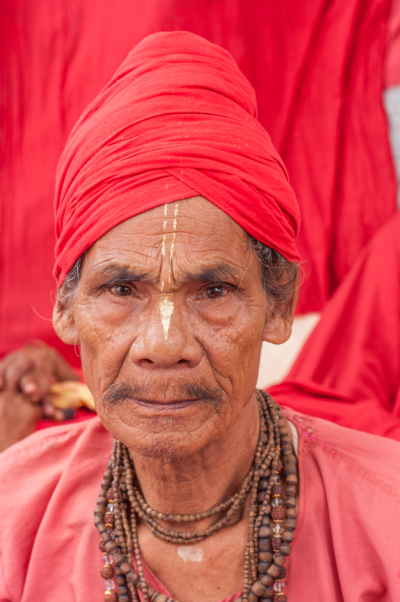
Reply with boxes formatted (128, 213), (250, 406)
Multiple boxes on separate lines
(1, 412), (400, 601)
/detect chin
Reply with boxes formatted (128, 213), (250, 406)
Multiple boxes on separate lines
(122, 431), (200, 464)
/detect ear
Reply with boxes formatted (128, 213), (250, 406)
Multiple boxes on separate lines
(262, 276), (300, 345)
(53, 300), (79, 345)
(262, 313), (294, 345)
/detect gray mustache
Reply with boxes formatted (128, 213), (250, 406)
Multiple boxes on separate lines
(102, 379), (224, 407)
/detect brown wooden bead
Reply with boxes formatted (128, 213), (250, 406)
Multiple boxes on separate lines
(95, 504), (106, 515)
(102, 533), (111, 544)
(286, 507), (296, 518)
(285, 497), (296, 508)
(251, 580), (267, 597)
(285, 518), (297, 530)
(266, 563), (282, 578)
(286, 485), (297, 497)
(100, 564), (114, 579)
(103, 592), (117, 602)
(258, 561), (269, 574)
(283, 454), (296, 465)
(281, 445), (292, 455)
(112, 553), (125, 567)
(271, 507), (285, 521)
(259, 525), (271, 538)
(273, 554), (286, 567)
(272, 484), (283, 497)
(95, 521), (107, 534)
(260, 598), (272, 602)
(259, 551), (273, 562)
(248, 594), (257, 602)
(286, 474), (298, 486)
(279, 567), (287, 580)
(261, 575), (273, 587)
(262, 515), (271, 525)
(126, 571), (140, 586)
(99, 540), (105, 553)
(103, 541), (117, 554)
(119, 562), (131, 575)
(281, 530), (294, 543)
(259, 479), (268, 491)
(118, 596), (130, 602)
(283, 465), (297, 476)
(118, 586), (129, 595)
(279, 543), (292, 556)
(261, 587), (273, 598)
(259, 538), (271, 551)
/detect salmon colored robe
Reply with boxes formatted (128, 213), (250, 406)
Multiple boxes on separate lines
(1, 410), (400, 601)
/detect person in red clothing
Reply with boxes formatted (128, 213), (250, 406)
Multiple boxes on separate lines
(1, 32), (400, 602)
(270, 212), (400, 441)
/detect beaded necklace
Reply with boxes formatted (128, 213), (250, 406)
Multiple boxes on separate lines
(94, 390), (298, 602)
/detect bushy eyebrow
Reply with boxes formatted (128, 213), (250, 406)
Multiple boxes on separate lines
(177, 263), (242, 285)
(91, 264), (156, 287)
(90, 261), (243, 289)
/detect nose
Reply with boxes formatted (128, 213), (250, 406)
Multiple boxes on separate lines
(128, 297), (202, 371)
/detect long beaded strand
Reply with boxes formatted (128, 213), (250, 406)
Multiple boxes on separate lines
(94, 391), (298, 602)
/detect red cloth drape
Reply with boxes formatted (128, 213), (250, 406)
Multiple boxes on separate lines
(270, 213), (400, 441)
(0, 0), (396, 365)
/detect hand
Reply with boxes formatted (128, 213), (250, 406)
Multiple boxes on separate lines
(0, 389), (43, 453)
(0, 341), (79, 402)
(0, 342), (80, 451)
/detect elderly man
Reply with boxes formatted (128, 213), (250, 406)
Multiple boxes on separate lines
(1, 32), (399, 602)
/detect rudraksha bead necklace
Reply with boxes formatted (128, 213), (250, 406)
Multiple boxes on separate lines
(94, 390), (298, 602)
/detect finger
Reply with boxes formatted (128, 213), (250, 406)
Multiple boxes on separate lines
(20, 371), (56, 401)
(42, 398), (56, 418)
(2, 355), (34, 390)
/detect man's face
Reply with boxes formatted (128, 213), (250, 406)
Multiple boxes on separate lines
(55, 197), (288, 460)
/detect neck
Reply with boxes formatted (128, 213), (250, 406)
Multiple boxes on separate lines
(129, 394), (260, 519)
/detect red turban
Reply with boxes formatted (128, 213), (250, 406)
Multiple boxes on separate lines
(54, 31), (300, 285)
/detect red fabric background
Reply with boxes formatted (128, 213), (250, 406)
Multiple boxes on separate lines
(270, 213), (400, 441)
(0, 0), (397, 365)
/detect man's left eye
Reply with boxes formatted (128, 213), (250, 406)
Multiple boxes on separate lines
(205, 286), (226, 299)
(113, 285), (132, 296)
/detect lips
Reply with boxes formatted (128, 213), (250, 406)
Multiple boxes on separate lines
(128, 397), (198, 411)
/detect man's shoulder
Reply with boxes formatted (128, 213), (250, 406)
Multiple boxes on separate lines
(285, 409), (400, 503)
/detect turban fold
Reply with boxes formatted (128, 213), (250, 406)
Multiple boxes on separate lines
(54, 31), (300, 285)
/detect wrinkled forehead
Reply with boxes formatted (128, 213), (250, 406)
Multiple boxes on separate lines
(89, 196), (250, 260)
